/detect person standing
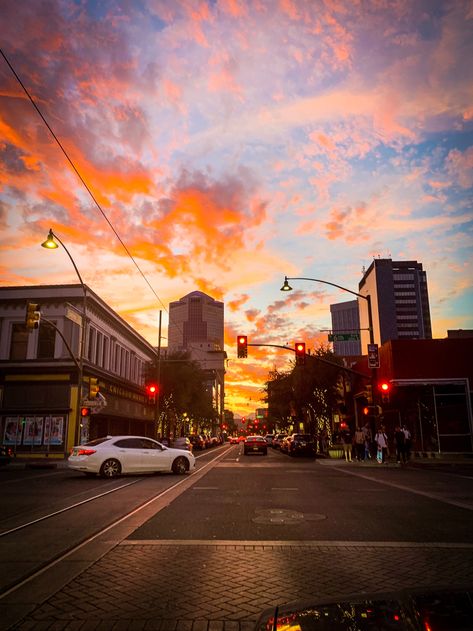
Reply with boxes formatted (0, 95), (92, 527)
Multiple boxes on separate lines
(394, 425), (406, 464)
(354, 426), (365, 461)
(362, 422), (372, 460)
(375, 425), (389, 463)
(402, 425), (412, 461)
(340, 428), (352, 462)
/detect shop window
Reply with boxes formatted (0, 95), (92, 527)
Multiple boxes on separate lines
(10, 323), (29, 360)
(37, 321), (57, 359)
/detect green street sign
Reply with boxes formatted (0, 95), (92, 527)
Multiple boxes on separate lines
(328, 333), (360, 342)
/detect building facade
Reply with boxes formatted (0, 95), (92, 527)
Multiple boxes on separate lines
(0, 285), (157, 458)
(329, 300), (362, 356)
(168, 291), (225, 426)
(358, 259), (432, 350)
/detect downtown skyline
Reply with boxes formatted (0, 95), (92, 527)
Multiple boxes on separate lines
(1, 0), (472, 416)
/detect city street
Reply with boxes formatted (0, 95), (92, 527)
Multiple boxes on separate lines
(1, 444), (473, 630)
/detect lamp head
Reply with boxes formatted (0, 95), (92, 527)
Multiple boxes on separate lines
(41, 229), (59, 249)
(280, 276), (292, 292)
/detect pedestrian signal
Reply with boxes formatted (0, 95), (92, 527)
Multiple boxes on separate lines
(89, 377), (99, 399)
(237, 335), (248, 358)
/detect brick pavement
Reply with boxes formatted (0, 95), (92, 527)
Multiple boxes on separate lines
(8, 541), (473, 631)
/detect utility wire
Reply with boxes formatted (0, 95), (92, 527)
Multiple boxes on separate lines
(0, 47), (169, 315)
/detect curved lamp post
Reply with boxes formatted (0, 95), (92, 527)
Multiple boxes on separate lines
(280, 275), (374, 345)
(42, 229), (87, 446)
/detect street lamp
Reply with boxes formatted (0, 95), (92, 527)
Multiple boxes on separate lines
(41, 228), (87, 447)
(280, 275), (374, 345)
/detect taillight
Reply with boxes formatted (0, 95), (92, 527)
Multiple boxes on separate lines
(76, 449), (96, 456)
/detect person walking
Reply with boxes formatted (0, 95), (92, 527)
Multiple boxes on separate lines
(394, 425), (406, 464)
(402, 425), (412, 461)
(354, 426), (365, 461)
(375, 425), (389, 463)
(340, 428), (352, 462)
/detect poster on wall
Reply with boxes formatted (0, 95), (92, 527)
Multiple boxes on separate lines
(23, 417), (44, 445)
(44, 416), (64, 445)
(3, 417), (21, 445)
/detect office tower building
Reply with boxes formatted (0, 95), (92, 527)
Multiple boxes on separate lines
(358, 259), (432, 350)
(330, 300), (362, 356)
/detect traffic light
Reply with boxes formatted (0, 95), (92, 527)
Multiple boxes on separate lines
(366, 384), (373, 404)
(378, 381), (391, 404)
(295, 342), (306, 365)
(146, 383), (158, 403)
(81, 407), (91, 417)
(89, 377), (99, 400)
(363, 405), (382, 417)
(25, 303), (41, 331)
(237, 335), (248, 358)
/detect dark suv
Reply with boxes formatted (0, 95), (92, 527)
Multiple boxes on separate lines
(288, 433), (316, 457)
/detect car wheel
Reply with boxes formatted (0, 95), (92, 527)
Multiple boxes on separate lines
(172, 456), (189, 475)
(100, 458), (121, 478)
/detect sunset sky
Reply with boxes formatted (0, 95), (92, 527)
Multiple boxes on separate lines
(1, 0), (472, 417)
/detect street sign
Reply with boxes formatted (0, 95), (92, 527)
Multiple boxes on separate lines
(367, 343), (380, 368)
(328, 333), (360, 342)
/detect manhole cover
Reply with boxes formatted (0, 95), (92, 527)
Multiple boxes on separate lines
(252, 508), (305, 525)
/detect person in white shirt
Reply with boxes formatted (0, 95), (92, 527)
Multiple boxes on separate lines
(375, 425), (389, 463)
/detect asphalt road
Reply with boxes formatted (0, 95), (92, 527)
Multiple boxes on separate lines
(1, 444), (473, 630)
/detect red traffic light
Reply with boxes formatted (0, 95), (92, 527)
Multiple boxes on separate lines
(81, 407), (91, 417)
(237, 335), (248, 358)
(379, 382), (390, 392)
(147, 384), (157, 394)
(295, 341), (306, 365)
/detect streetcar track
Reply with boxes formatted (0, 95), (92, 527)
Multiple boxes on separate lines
(0, 446), (225, 537)
(0, 445), (229, 599)
(0, 478), (142, 537)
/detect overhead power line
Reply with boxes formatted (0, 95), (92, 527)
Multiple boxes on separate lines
(0, 47), (169, 315)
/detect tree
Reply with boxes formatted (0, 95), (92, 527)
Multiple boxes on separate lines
(147, 351), (217, 438)
(264, 344), (345, 444)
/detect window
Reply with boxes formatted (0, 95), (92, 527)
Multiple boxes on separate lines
(10, 323), (28, 360)
(37, 321), (57, 359)
(102, 337), (109, 369)
(95, 332), (103, 366)
(63, 319), (80, 357)
(88, 327), (96, 361)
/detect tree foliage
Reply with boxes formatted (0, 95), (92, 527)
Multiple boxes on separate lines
(147, 351), (217, 435)
(264, 344), (345, 433)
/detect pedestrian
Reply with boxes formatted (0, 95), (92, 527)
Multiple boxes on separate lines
(402, 425), (412, 461)
(362, 422), (372, 460)
(374, 425), (389, 463)
(354, 426), (365, 461)
(320, 428), (328, 454)
(340, 428), (352, 462)
(394, 425), (406, 463)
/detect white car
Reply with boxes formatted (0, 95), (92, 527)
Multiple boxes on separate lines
(68, 435), (195, 478)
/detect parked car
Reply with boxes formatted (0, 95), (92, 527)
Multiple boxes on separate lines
(264, 434), (275, 445)
(68, 435), (195, 478)
(189, 434), (205, 450)
(229, 436), (239, 444)
(172, 436), (192, 451)
(279, 435), (292, 454)
(0, 445), (12, 467)
(243, 435), (268, 456)
(272, 433), (288, 449)
(210, 436), (220, 447)
(288, 433), (316, 457)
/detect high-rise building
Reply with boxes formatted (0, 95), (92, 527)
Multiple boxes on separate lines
(329, 300), (362, 356)
(168, 291), (225, 425)
(358, 259), (432, 350)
